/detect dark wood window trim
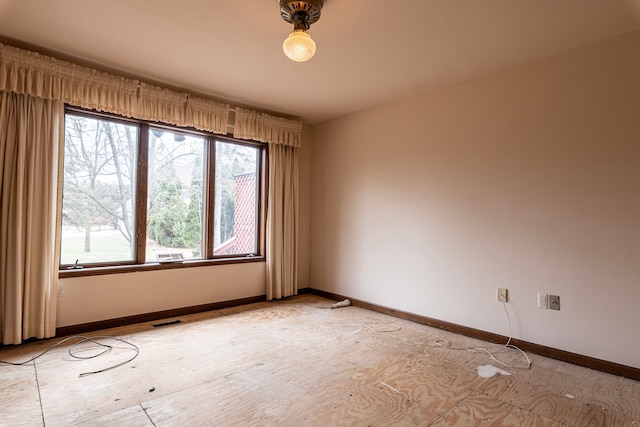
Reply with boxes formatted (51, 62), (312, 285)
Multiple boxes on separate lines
(59, 256), (264, 278)
(136, 124), (149, 264)
(60, 106), (267, 277)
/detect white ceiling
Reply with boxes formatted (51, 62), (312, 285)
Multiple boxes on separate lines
(1, 0), (639, 124)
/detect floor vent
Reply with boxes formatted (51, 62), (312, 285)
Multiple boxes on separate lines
(152, 320), (182, 328)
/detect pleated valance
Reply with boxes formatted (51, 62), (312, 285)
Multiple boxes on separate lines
(136, 82), (187, 125)
(233, 107), (302, 147)
(0, 43), (139, 116)
(185, 95), (230, 135)
(0, 43), (257, 137)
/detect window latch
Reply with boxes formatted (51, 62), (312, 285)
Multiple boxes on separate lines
(67, 259), (84, 270)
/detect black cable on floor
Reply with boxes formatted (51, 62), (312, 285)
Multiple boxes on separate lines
(0, 335), (139, 377)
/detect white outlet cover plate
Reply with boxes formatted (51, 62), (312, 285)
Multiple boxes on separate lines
(537, 292), (548, 309)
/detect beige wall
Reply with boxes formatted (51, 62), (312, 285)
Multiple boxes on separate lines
(57, 263), (266, 327)
(310, 31), (640, 368)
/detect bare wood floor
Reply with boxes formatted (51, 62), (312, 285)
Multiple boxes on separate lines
(1, 294), (639, 426)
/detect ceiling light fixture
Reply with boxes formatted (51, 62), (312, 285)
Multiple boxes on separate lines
(279, 0), (323, 62)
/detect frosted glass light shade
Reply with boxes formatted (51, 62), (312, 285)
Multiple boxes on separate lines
(283, 29), (316, 62)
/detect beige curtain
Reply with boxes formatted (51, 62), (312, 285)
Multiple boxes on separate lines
(234, 108), (301, 300)
(265, 143), (299, 300)
(0, 91), (62, 344)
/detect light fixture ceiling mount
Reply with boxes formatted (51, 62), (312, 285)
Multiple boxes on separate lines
(279, 0), (324, 62)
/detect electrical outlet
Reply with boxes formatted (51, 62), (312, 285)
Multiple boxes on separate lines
(537, 292), (548, 309)
(549, 295), (560, 310)
(497, 288), (508, 302)
(57, 284), (65, 297)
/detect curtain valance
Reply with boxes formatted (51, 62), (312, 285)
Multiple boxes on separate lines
(0, 43), (230, 134)
(185, 95), (230, 135)
(135, 82), (187, 125)
(0, 43), (301, 144)
(234, 107), (302, 147)
(0, 44), (139, 117)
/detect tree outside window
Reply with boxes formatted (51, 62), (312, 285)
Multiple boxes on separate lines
(61, 115), (137, 264)
(60, 110), (263, 269)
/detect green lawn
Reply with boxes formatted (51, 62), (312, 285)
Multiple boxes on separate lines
(60, 228), (196, 265)
(60, 229), (133, 265)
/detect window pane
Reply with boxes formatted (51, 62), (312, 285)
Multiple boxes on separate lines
(61, 114), (138, 264)
(213, 141), (259, 255)
(146, 129), (205, 262)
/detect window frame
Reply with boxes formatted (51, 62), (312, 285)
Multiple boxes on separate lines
(59, 107), (266, 278)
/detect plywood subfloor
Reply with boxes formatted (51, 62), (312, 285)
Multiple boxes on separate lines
(1, 294), (639, 426)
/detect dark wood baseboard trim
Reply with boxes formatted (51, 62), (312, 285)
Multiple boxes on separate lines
(44, 287), (640, 381)
(308, 288), (640, 382)
(56, 295), (266, 337)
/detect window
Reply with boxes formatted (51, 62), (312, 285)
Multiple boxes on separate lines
(213, 141), (260, 256)
(61, 114), (138, 264)
(60, 109), (265, 273)
(146, 129), (205, 261)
